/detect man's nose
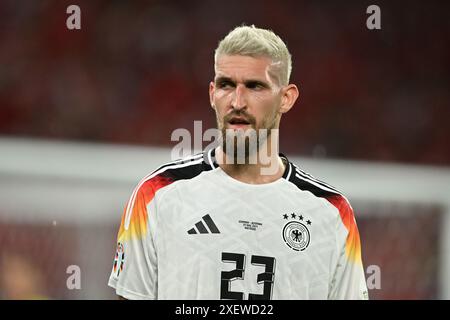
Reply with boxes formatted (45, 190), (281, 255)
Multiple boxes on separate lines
(231, 84), (247, 110)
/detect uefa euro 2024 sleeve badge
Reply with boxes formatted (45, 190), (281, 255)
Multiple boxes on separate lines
(282, 213), (312, 251)
(113, 242), (125, 278)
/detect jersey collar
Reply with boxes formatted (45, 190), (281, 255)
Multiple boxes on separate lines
(207, 147), (292, 180)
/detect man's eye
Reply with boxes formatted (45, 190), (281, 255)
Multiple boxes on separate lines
(218, 81), (234, 88)
(246, 82), (265, 90)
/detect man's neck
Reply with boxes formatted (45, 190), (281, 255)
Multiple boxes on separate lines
(215, 147), (286, 185)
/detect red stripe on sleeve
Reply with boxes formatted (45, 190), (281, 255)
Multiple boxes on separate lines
(326, 195), (362, 264)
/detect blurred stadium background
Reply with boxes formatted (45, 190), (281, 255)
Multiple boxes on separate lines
(0, 0), (449, 299)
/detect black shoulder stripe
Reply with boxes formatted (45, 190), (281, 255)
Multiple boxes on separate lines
(293, 167), (341, 194)
(160, 159), (214, 181)
(148, 153), (204, 177)
(145, 148), (218, 184)
(288, 175), (340, 198)
(286, 163), (341, 198)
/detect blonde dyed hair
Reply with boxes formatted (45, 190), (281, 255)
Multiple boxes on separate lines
(214, 25), (292, 86)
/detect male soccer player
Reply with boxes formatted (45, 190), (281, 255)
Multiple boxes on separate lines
(108, 25), (368, 300)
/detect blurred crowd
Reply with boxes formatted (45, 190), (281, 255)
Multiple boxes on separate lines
(0, 0), (449, 165)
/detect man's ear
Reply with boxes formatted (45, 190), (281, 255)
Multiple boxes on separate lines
(209, 81), (216, 110)
(279, 84), (299, 114)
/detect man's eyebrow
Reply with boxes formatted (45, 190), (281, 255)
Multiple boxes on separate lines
(214, 76), (234, 84)
(215, 76), (270, 87)
(244, 79), (270, 88)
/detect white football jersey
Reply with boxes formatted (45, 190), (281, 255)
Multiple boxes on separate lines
(108, 148), (368, 300)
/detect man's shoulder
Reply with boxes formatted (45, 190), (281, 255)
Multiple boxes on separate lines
(284, 158), (356, 218)
(132, 150), (217, 196)
(284, 158), (345, 199)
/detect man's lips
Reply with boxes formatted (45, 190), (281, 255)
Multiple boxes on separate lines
(227, 117), (251, 125)
(226, 117), (252, 129)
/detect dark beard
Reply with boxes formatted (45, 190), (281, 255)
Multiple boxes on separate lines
(221, 127), (271, 165)
(216, 109), (279, 165)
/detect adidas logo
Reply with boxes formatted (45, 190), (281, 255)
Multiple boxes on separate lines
(187, 214), (220, 234)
